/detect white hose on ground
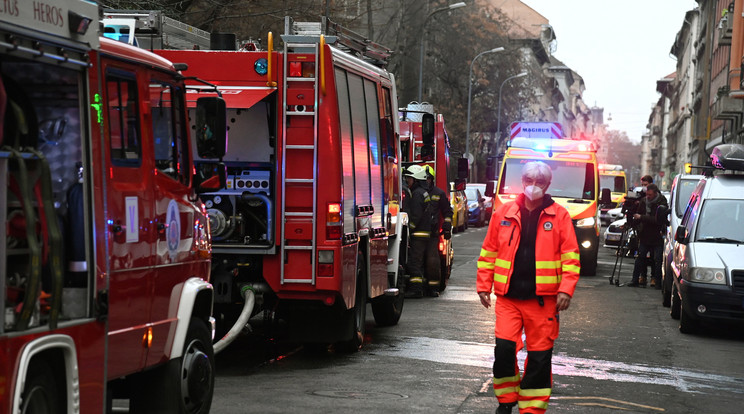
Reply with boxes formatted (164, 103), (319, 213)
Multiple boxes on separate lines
(213, 287), (255, 354)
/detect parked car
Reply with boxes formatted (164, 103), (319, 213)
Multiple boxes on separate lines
(449, 183), (468, 233)
(603, 217), (625, 248)
(468, 183), (493, 224)
(670, 144), (744, 333)
(661, 174), (703, 307)
(465, 186), (487, 227)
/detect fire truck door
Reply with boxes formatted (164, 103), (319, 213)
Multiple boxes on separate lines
(102, 69), (155, 377)
(148, 79), (196, 366)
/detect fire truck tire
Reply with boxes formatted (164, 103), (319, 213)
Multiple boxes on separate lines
(131, 318), (215, 413)
(371, 265), (405, 327)
(336, 253), (367, 352)
(20, 358), (60, 414)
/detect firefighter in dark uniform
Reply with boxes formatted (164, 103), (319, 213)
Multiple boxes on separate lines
(404, 164), (433, 298)
(424, 165), (453, 297)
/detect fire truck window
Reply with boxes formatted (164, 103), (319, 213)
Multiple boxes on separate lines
(335, 68), (356, 231)
(348, 73), (372, 209)
(364, 79), (383, 228)
(150, 81), (189, 184)
(107, 75), (141, 166)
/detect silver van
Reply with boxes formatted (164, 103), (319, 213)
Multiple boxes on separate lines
(661, 174), (703, 306)
(671, 144), (744, 333)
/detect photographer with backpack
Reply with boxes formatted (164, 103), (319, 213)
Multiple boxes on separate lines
(627, 183), (668, 289)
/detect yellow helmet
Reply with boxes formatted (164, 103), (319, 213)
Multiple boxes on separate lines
(424, 165), (435, 179)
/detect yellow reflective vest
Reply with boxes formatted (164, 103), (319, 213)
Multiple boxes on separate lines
(476, 198), (580, 297)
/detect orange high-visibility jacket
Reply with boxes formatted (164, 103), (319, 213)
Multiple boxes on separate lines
(477, 198), (580, 297)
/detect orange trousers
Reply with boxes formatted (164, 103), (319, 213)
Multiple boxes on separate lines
(492, 296), (559, 414)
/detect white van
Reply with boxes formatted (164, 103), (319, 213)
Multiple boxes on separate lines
(670, 144), (744, 333)
(661, 174), (703, 306)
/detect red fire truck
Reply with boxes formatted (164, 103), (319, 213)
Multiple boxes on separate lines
(398, 103), (466, 290)
(149, 17), (407, 350)
(1, 1), (225, 412)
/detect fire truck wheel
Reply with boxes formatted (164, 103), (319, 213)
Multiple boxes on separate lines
(336, 253), (367, 352)
(21, 358), (60, 414)
(131, 318), (215, 413)
(371, 265), (405, 327)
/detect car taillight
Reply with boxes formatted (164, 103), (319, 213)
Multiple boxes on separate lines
(326, 202), (342, 239)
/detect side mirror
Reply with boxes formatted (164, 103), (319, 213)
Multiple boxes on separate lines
(485, 181), (495, 197)
(457, 157), (469, 180)
(195, 97), (227, 159)
(454, 178), (466, 191)
(674, 225), (689, 244)
(485, 156), (497, 180)
(600, 188), (612, 204)
(420, 113), (435, 161)
(194, 162), (227, 193)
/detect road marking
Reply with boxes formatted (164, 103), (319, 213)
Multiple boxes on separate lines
(553, 396), (664, 411)
(371, 336), (744, 395)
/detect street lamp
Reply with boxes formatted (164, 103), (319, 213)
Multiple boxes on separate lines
(465, 47), (504, 180)
(417, 1), (467, 102)
(496, 71), (528, 151)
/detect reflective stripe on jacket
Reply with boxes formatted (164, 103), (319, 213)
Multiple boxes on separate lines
(476, 197), (580, 297)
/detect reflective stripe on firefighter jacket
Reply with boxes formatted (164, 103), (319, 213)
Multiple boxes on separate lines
(409, 182), (434, 238)
(476, 199), (580, 297)
(429, 185), (453, 233)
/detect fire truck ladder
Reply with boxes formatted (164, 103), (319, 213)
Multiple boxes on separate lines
(279, 21), (322, 285)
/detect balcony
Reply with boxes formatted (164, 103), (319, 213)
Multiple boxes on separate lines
(718, 15), (733, 46)
(712, 93), (743, 122)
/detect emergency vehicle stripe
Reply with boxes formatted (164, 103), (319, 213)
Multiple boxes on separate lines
(480, 248), (498, 258)
(535, 260), (560, 269)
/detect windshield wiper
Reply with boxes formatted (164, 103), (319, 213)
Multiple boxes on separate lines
(567, 199), (589, 204)
(700, 237), (743, 244)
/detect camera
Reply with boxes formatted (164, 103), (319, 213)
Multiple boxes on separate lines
(621, 188), (645, 223)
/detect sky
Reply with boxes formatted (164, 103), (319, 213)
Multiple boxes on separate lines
(520, 0), (698, 143)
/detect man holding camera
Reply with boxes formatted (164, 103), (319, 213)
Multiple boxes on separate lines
(627, 182), (668, 288)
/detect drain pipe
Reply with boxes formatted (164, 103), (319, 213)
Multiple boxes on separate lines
(213, 285), (256, 354)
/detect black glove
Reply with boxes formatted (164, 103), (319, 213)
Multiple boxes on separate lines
(442, 221), (452, 240)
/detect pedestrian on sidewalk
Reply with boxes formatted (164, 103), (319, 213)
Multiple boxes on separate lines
(477, 161), (580, 414)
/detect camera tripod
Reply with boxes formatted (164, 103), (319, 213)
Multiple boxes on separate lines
(609, 223), (637, 286)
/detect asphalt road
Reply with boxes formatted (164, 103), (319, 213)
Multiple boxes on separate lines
(209, 225), (744, 413)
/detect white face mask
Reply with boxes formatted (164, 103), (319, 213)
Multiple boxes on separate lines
(524, 185), (544, 201)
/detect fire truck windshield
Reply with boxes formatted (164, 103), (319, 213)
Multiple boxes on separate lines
(600, 174), (626, 193)
(499, 159), (596, 200)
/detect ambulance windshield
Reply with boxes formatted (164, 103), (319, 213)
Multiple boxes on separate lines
(499, 159), (596, 200)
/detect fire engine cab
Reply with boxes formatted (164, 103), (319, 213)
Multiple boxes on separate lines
(1, 1), (226, 412)
(121, 15), (409, 350)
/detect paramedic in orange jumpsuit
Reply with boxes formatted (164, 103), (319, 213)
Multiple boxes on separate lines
(477, 161), (580, 414)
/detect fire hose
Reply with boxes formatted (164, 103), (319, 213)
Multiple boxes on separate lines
(213, 285), (256, 354)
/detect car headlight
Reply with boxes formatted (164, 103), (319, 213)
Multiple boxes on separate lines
(687, 267), (726, 284)
(575, 217), (596, 228)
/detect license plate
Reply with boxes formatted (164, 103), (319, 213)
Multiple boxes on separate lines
(606, 234), (621, 241)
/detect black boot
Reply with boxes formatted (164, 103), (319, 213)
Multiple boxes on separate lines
(496, 402), (516, 414)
